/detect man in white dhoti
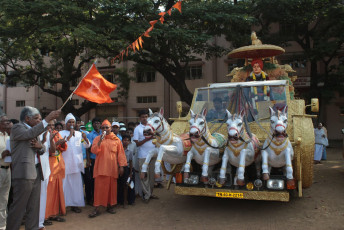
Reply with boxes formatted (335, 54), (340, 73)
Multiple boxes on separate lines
(60, 113), (90, 213)
(314, 123), (327, 164)
(38, 121), (53, 229)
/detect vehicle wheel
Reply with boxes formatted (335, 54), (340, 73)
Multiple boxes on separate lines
(300, 118), (315, 188)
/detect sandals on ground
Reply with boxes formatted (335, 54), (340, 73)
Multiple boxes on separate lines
(71, 207), (82, 213)
(43, 220), (53, 226)
(88, 210), (100, 218)
(49, 216), (66, 222)
(106, 207), (116, 214)
(150, 195), (159, 199)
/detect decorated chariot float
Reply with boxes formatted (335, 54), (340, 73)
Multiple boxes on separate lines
(143, 33), (319, 202)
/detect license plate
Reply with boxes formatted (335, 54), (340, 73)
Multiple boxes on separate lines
(216, 192), (244, 198)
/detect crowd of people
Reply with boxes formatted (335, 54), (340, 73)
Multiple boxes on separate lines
(0, 107), (164, 230)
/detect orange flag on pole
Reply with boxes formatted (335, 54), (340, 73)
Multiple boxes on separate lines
(74, 64), (117, 104)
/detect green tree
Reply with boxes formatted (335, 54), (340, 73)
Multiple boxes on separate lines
(106, 0), (255, 105)
(0, 0), (130, 116)
(0, 0), (254, 116)
(251, 0), (344, 110)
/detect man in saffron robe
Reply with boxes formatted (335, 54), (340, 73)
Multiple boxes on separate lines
(45, 121), (68, 222)
(89, 120), (127, 218)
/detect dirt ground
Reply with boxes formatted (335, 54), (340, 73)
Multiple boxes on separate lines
(39, 144), (344, 230)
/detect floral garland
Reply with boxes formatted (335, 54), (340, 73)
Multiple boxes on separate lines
(252, 71), (267, 95)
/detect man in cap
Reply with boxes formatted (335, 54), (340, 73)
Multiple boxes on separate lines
(60, 113), (90, 213)
(7, 107), (61, 230)
(119, 126), (126, 139)
(112, 122), (122, 140)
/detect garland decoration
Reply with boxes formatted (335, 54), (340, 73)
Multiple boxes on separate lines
(111, 1), (182, 64)
(252, 71), (267, 95)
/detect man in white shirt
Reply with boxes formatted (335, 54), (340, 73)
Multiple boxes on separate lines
(0, 115), (11, 230)
(133, 110), (157, 203)
(60, 113), (90, 213)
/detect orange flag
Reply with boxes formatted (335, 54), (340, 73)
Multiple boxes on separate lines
(150, 20), (158, 26)
(135, 40), (140, 50)
(144, 26), (154, 37)
(138, 36), (144, 48)
(173, 1), (182, 13)
(74, 64), (117, 104)
(159, 16), (165, 24)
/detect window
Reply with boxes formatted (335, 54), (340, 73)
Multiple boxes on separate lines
(279, 22), (296, 37)
(281, 59), (307, 69)
(137, 96), (157, 103)
(228, 63), (238, 73)
(71, 99), (79, 106)
(71, 78), (78, 87)
(7, 71), (18, 87)
(136, 71), (156, 83)
(111, 97), (119, 102)
(339, 56), (344, 66)
(104, 73), (116, 83)
(16, 100), (25, 107)
(185, 65), (202, 80)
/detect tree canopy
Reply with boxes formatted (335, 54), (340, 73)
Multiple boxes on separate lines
(111, 0), (254, 105)
(3, 0), (342, 118)
(0, 0), (132, 116)
(0, 0), (254, 116)
(251, 0), (344, 104)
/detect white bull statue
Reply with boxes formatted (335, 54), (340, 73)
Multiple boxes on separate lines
(261, 106), (295, 188)
(184, 108), (226, 183)
(219, 110), (261, 186)
(140, 108), (191, 179)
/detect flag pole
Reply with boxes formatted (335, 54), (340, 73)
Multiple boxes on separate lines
(59, 62), (97, 110)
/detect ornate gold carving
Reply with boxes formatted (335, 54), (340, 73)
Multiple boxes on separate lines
(227, 142), (248, 157)
(269, 138), (289, 155)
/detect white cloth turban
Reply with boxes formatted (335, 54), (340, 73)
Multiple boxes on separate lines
(65, 113), (76, 124)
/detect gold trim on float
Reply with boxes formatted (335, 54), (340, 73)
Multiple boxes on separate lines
(174, 186), (289, 202)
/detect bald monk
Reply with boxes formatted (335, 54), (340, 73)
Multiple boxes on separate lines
(45, 121), (68, 222)
(89, 120), (127, 218)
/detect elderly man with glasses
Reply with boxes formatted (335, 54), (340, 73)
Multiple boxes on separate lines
(6, 107), (60, 230)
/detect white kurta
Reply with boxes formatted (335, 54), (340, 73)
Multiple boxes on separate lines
(39, 133), (51, 227)
(314, 128), (327, 161)
(40, 132), (51, 180)
(314, 144), (323, 161)
(60, 130), (90, 207)
(60, 130), (90, 175)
